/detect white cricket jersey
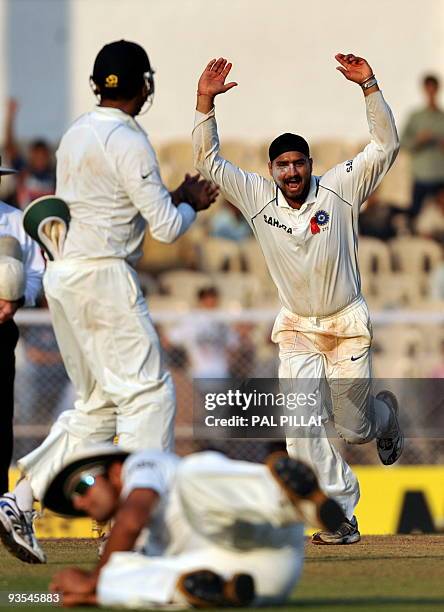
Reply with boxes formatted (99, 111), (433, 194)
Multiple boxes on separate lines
(121, 450), (181, 557)
(193, 91), (399, 317)
(0, 202), (44, 306)
(56, 107), (196, 265)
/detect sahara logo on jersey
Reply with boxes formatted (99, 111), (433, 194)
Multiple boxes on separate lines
(263, 214), (293, 234)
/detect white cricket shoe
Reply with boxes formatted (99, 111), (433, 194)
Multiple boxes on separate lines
(376, 390), (404, 466)
(0, 495), (46, 564)
(312, 515), (361, 545)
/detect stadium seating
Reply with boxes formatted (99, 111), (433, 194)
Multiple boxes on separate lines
(390, 236), (443, 275)
(377, 149), (411, 208)
(159, 270), (213, 302)
(310, 139), (358, 175)
(199, 236), (243, 272)
(147, 295), (190, 312)
(359, 237), (391, 273)
(219, 140), (263, 172)
(212, 272), (261, 307)
(240, 238), (268, 278)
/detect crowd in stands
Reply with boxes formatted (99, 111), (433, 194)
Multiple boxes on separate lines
(2, 98), (55, 209)
(3, 74), (444, 272)
(3, 74), (444, 465)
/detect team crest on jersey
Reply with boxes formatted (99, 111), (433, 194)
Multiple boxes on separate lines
(314, 210), (329, 226)
(310, 210), (330, 234)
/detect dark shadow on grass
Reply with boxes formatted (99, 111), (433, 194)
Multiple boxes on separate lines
(279, 597), (444, 608)
(305, 555), (444, 563)
(195, 599), (444, 612)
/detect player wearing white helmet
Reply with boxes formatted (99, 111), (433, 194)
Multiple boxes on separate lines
(192, 53), (403, 545)
(43, 444), (346, 608)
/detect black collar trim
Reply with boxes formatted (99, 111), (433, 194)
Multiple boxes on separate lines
(251, 197), (276, 222)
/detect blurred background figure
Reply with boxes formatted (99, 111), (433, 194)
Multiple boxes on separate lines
(3, 98), (55, 209)
(209, 199), (252, 242)
(401, 75), (444, 224)
(414, 186), (444, 244)
(167, 286), (235, 380)
(359, 189), (409, 241)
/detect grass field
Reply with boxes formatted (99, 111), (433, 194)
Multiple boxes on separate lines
(0, 536), (443, 611)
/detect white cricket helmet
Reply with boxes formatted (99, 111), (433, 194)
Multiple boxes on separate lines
(0, 236), (24, 301)
(23, 195), (70, 261)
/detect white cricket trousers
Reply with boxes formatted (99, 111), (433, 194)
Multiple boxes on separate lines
(272, 295), (392, 519)
(98, 452), (306, 608)
(19, 258), (176, 500)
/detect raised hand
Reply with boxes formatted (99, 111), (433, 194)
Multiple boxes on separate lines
(197, 58), (237, 97)
(335, 53), (374, 85)
(6, 98), (19, 119)
(197, 58), (237, 111)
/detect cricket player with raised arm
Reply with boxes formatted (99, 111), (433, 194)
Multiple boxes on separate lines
(192, 54), (403, 544)
(0, 40), (218, 564)
(42, 444), (346, 608)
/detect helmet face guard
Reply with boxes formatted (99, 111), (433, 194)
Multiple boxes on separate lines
(139, 68), (155, 115)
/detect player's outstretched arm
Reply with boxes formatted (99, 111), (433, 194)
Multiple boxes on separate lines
(331, 53), (399, 207)
(335, 53), (378, 97)
(196, 58), (238, 114)
(49, 488), (158, 601)
(193, 58), (267, 216)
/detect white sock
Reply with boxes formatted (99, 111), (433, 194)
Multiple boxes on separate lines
(13, 479), (34, 512)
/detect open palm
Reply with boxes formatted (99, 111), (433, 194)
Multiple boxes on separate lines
(335, 53), (373, 84)
(197, 58), (238, 98)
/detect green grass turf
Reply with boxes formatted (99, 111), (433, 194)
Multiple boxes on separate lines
(0, 536), (443, 611)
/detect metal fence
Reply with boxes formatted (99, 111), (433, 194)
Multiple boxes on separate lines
(12, 308), (444, 465)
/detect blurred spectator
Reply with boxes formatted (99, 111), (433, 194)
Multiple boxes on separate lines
(401, 75), (444, 222)
(209, 199), (252, 241)
(156, 323), (188, 371)
(167, 286), (235, 379)
(4, 98), (55, 208)
(359, 190), (409, 240)
(415, 186), (444, 244)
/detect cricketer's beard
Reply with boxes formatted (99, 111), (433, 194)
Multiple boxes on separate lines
(272, 167), (311, 205)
